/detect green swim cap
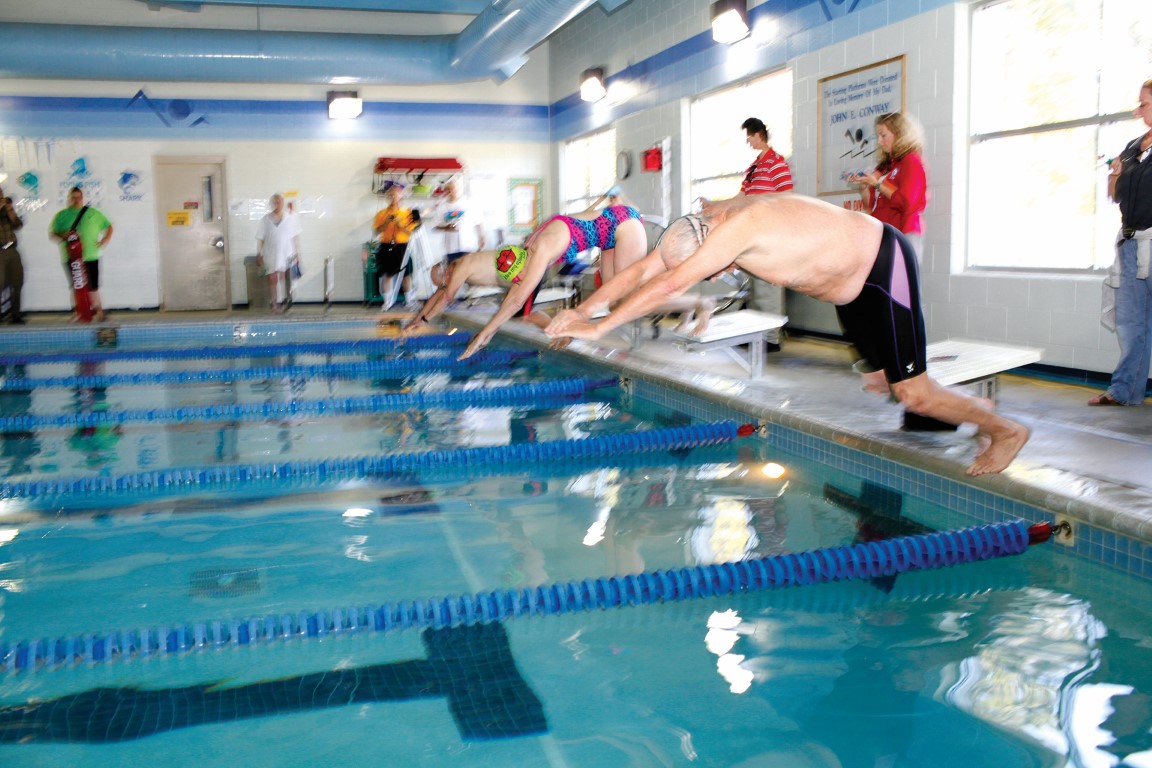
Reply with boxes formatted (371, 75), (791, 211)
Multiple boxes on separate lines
(495, 245), (528, 283)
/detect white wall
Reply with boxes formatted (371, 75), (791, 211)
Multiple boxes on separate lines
(14, 136), (548, 310)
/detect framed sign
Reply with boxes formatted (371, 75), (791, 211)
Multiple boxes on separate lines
(508, 178), (542, 236)
(817, 56), (905, 195)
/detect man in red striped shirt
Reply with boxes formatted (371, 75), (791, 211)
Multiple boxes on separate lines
(738, 117), (792, 349)
(740, 117), (793, 195)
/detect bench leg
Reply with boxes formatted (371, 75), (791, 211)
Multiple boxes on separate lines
(749, 334), (765, 378)
(974, 377), (998, 402)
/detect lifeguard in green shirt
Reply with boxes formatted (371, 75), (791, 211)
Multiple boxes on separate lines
(49, 186), (113, 323)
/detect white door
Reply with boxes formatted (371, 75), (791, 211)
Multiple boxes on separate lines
(155, 160), (229, 310)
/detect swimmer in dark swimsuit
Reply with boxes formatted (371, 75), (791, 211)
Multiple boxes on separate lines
(457, 204), (647, 360)
(547, 194), (1030, 477)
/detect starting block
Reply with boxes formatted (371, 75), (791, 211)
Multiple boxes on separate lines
(905, 339), (1042, 431)
(667, 309), (788, 379)
(925, 339), (1042, 401)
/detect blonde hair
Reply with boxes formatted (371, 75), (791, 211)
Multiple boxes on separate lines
(874, 112), (924, 168)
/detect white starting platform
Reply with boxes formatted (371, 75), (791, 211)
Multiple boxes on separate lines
(925, 339), (1043, 401)
(462, 285), (577, 308)
(666, 310), (789, 379)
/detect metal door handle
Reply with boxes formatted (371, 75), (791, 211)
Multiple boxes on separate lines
(211, 237), (224, 249)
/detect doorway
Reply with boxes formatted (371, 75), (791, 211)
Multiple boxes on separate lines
(154, 159), (230, 310)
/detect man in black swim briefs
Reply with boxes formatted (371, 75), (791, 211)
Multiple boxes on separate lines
(546, 194), (1030, 477)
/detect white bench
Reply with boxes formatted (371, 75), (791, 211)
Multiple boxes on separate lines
(925, 339), (1043, 401)
(461, 285), (576, 308)
(666, 309), (789, 379)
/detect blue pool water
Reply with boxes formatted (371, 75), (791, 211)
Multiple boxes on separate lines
(0, 321), (1149, 767)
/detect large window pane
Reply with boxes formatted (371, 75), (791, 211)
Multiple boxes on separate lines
(689, 70), (792, 203)
(970, 130), (1096, 268)
(971, 0), (1103, 134)
(561, 129), (616, 213)
(968, 0), (1148, 270)
(1099, 14), (1152, 115)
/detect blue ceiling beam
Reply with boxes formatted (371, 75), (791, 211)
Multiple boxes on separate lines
(137, 0), (491, 12)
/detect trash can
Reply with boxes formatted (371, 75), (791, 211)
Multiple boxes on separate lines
(363, 244), (383, 306)
(244, 256), (270, 311)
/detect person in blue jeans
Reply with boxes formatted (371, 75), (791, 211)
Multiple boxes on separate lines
(1093, 78), (1152, 406)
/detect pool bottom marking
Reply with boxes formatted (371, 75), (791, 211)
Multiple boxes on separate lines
(0, 623), (547, 744)
(189, 568), (262, 599)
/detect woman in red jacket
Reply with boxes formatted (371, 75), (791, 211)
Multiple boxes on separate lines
(850, 112), (929, 259)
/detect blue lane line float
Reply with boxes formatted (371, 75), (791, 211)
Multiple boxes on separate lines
(0, 420), (748, 501)
(0, 333), (468, 365)
(0, 349), (537, 391)
(0, 376), (617, 430)
(12, 443), (746, 521)
(0, 521), (1054, 672)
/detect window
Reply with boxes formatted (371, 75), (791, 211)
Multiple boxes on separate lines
(689, 69), (793, 203)
(561, 128), (616, 214)
(968, 0), (1149, 270)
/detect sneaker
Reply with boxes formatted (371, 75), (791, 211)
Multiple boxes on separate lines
(8, 315), (25, 325)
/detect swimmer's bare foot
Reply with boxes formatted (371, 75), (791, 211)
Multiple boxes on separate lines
(692, 298), (715, 336)
(860, 369), (890, 397)
(966, 420), (1029, 476)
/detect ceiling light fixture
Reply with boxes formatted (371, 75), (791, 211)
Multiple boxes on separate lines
(327, 90), (363, 120)
(711, 0), (750, 44)
(580, 67), (606, 103)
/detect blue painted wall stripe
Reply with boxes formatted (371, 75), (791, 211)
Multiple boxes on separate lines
(0, 95), (551, 142)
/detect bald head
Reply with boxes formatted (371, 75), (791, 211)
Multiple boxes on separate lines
(657, 214), (710, 269)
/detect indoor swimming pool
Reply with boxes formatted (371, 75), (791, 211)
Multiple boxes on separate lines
(0, 318), (1149, 768)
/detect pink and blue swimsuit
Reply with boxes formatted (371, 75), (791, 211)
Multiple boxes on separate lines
(541, 205), (642, 264)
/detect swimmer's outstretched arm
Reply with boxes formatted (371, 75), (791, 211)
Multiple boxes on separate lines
(558, 222), (745, 341)
(401, 255), (483, 336)
(458, 248), (553, 360)
(546, 249), (669, 338)
(400, 287), (449, 336)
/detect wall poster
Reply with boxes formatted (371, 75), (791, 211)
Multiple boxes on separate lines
(817, 56), (906, 196)
(508, 178), (542, 236)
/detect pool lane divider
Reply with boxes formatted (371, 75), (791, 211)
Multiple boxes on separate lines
(0, 420), (754, 501)
(0, 332), (467, 365)
(0, 376), (616, 430)
(0, 349), (537, 391)
(0, 520), (1053, 673)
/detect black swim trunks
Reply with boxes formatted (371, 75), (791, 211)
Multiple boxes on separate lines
(375, 242), (409, 277)
(835, 224), (926, 384)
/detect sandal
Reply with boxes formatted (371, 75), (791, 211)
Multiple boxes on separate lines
(1088, 393), (1124, 406)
